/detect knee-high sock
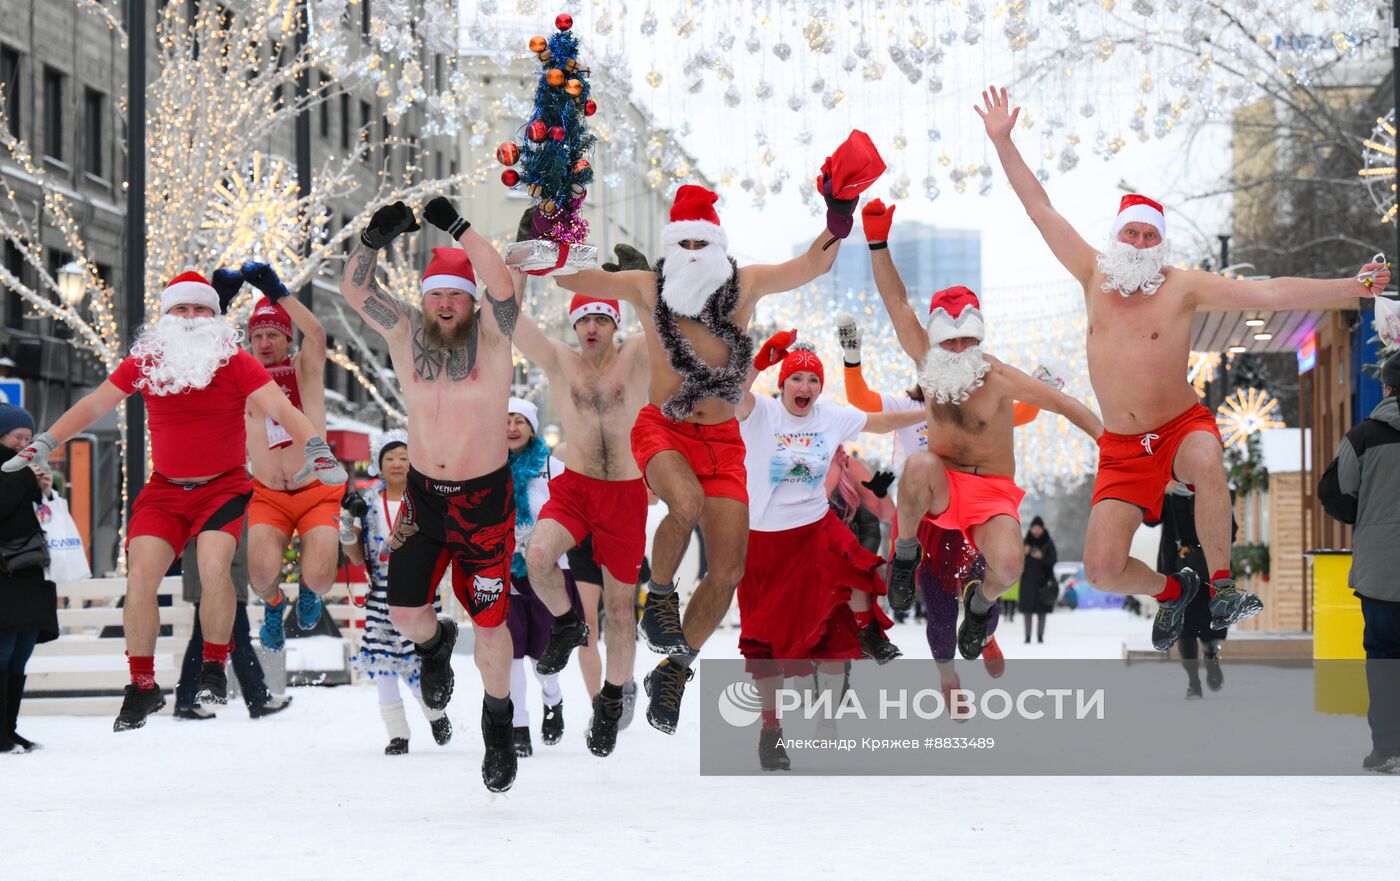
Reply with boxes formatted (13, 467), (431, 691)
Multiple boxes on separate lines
(510, 658), (530, 727)
(408, 679), (445, 722)
(379, 700), (409, 741)
(375, 674), (402, 706)
(533, 661), (562, 707)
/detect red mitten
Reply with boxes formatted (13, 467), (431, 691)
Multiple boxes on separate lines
(753, 328), (798, 370)
(862, 199), (896, 243)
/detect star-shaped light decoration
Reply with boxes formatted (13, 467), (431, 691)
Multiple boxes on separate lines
(1216, 387), (1284, 449)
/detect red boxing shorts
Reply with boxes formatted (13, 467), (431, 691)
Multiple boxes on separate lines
(248, 478), (344, 537)
(738, 510), (892, 679)
(1092, 403), (1221, 525)
(127, 468), (253, 553)
(928, 470), (1025, 550)
(630, 403), (747, 503)
(387, 464), (515, 628)
(538, 469), (647, 584)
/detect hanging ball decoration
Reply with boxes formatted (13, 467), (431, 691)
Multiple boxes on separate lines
(565, 78), (584, 97)
(556, 13), (573, 31)
(496, 142), (521, 166)
(501, 168), (520, 187)
(584, 99), (597, 117)
(527, 119), (548, 142)
(573, 158), (591, 174)
(528, 35), (547, 53)
(549, 125), (566, 141)
(545, 68), (566, 87)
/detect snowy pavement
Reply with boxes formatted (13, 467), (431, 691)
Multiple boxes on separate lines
(5, 610), (1394, 881)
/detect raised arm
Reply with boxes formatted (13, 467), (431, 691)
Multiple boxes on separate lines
(555, 267), (651, 308)
(340, 202), (418, 340)
(862, 407), (927, 434)
(421, 196), (522, 340)
(996, 360), (1103, 441)
(739, 228), (840, 302)
(836, 314), (886, 413)
(741, 328), (800, 420)
(248, 382), (347, 485)
(242, 261), (328, 365)
(1186, 262), (1386, 311)
(2, 381), (129, 473)
(511, 272), (565, 374)
(977, 86), (1097, 286)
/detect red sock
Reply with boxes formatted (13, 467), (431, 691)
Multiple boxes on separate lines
(1209, 569), (1230, 596)
(1153, 575), (1182, 603)
(761, 708), (779, 730)
(266, 590), (284, 607)
(853, 609), (875, 628)
(202, 641), (231, 665)
(127, 653), (156, 690)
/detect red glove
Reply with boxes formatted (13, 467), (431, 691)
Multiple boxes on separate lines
(753, 329), (798, 370)
(862, 199), (896, 244)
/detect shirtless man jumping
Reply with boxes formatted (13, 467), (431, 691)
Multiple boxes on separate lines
(868, 201), (1104, 661)
(555, 184), (844, 735)
(979, 85), (1390, 649)
(510, 246), (651, 758)
(339, 197), (524, 793)
(238, 262), (339, 649)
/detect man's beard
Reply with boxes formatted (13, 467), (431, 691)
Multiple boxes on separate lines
(129, 315), (240, 395)
(1097, 240), (1170, 297)
(918, 344), (991, 405)
(659, 242), (733, 317)
(422, 306), (474, 349)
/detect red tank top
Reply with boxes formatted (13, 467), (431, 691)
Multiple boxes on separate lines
(263, 358), (303, 449)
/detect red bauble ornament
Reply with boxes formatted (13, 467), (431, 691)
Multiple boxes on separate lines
(527, 120), (548, 142)
(584, 99), (597, 117)
(556, 13), (573, 31)
(573, 159), (590, 174)
(501, 169), (520, 187)
(496, 142), (521, 166)
(549, 125), (566, 141)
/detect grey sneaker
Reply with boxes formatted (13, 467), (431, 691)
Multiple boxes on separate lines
(617, 680), (638, 731)
(1208, 578), (1264, 630)
(1152, 569), (1201, 652)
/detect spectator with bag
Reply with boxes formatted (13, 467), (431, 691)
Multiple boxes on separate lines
(35, 469), (91, 585)
(1019, 517), (1058, 644)
(0, 403), (57, 753)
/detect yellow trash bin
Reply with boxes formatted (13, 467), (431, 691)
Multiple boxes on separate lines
(1308, 550), (1367, 716)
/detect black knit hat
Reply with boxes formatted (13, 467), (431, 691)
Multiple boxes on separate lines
(1384, 351), (1400, 391)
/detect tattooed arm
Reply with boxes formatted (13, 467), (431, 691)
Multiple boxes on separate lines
(454, 227), (521, 339)
(339, 242), (411, 340)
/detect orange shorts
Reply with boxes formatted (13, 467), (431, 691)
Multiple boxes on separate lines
(248, 478), (344, 536)
(928, 471), (1025, 550)
(1092, 403), (1221, 524)
(629, 403), (747, 503)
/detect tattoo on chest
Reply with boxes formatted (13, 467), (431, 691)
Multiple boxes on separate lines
(488, 294), (519, 338)
(412, 321), (479, 382)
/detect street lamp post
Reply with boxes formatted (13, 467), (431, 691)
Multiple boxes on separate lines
(56, 261), (84, 409)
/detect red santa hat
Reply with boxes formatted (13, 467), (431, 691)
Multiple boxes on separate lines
(926, 286), (986, 343)
(1110, 194), (1166, 239)
(248, 297), (293, 340)
(778, 342), (825, 387)
(568, 294), (620, 326)
(159, 271), (220, 316)
(421, 247), (477, 297)
(661, 184), (728, 252)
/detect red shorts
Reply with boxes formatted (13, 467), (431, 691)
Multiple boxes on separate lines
(538, 469), (647, 584)
(1092, 403), (1221, 525)
(738, 510), (892, 679)
(928, 471), (1025, 550)
(248, 479), (343, 536)
(630, 403), (747, 503)
(127, 468), (253, 553)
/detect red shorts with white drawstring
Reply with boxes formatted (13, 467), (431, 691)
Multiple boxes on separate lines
(1092, 403), (1221, 525)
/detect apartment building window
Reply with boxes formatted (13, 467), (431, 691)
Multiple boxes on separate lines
(318, 73), (330, 138)
(361, 0), (371, 39)
(340, 92), (351, 150)
(1, 45), (20, 139)
(43, 67), (65, 163)
(359, 100), (371, 142)
(84, 88), (105, 179)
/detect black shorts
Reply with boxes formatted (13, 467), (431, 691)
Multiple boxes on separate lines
(387, 464), (515, 627)
(566, 535), (604, 585)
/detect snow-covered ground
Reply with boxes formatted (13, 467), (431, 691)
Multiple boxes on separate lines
(6, 610), (1393, 881)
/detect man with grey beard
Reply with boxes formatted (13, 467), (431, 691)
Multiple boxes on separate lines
(864, 201), (1103, 661)
(979, 84), (1390, 650)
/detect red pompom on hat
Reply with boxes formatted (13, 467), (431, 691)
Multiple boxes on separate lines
(568, 294), (620, 326)
(421, 247), (477, 297)
(248, 297), (293, 339)
(159, 271), (220, 316)
(926, 286), (986, 344)
(778, 342), (825, 388)
(1111, 193), (1166, 239)
(662, 184), (727, 251)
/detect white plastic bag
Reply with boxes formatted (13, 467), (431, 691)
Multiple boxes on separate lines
(1375, 295), (1400, 348)
(36, 494), (91, 584)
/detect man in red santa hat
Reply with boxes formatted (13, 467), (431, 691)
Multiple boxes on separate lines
(863, 199), (1104, 661)
(554, 178), (852, 737)
(3, 270), (345, 732)
(977, 84), (1391, 650)
(237, 262), (339, 651)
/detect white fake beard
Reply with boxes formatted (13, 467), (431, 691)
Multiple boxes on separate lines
(1097, 240), (1170, 297)
(659, 241), (733, 317)
(918, 344), (991, 405)
(129, 315), (240, 396)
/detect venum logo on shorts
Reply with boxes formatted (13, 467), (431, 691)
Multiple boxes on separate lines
(471, 574), (504, 609)
(431, 482), (459, 494)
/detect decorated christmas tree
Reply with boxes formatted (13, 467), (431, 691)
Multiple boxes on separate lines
(498, 13), (599, 275)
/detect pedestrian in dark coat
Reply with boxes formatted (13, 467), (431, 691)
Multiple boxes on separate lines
(1157, 483), (1230, 699)
(1019, 516), (1057, 643)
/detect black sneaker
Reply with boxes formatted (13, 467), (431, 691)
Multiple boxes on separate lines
(173, 705), (216, 721)
(194, 662), (228, 705)
(113, 684), (166, 732)
(417, 617), (459, 711)
(513, 725), (533, 758)
(482, 702), (519, 792)
(1205, 657), (1224, 692)
(248, 695), (292, 719)
(956, 582), (993, 660)
(639, 590), (692, 655)
(541, 700), (564, 745)
(887, 545), (921, 612)
(384, 737), (409, 756)
(643, 659), (693, 736)
(1363, 748), (1400, 773)
(431, 714), (453, 746)
(859, 621), (903, 664)
(759, 727), (791, 772)
(534, 617), (589, 675)
(1185, 682), (1203, 700)
(1208, 578), (1263, 630)
(1152, 569), (1201, 652)
(585, 693), (624, 757)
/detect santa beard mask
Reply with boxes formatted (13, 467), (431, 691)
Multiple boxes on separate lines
(1097, 240), (1171, 297)
(918, 344), (992, 405)
(129, 315), (241, 396)
(659, 240), (733, 317)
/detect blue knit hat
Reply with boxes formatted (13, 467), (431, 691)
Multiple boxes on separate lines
(0, 402), (34, 437)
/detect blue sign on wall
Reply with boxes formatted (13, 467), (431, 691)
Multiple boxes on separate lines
(0, 378), (23, 408)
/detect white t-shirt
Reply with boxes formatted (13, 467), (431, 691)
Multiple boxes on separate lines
(880, 392), (928, 475)
(740, 394), (868, 532)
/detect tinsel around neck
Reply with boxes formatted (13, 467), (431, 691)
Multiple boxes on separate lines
(651, 258), (754, 421)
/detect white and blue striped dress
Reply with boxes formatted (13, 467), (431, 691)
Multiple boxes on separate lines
(350, 482), (439, 683)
